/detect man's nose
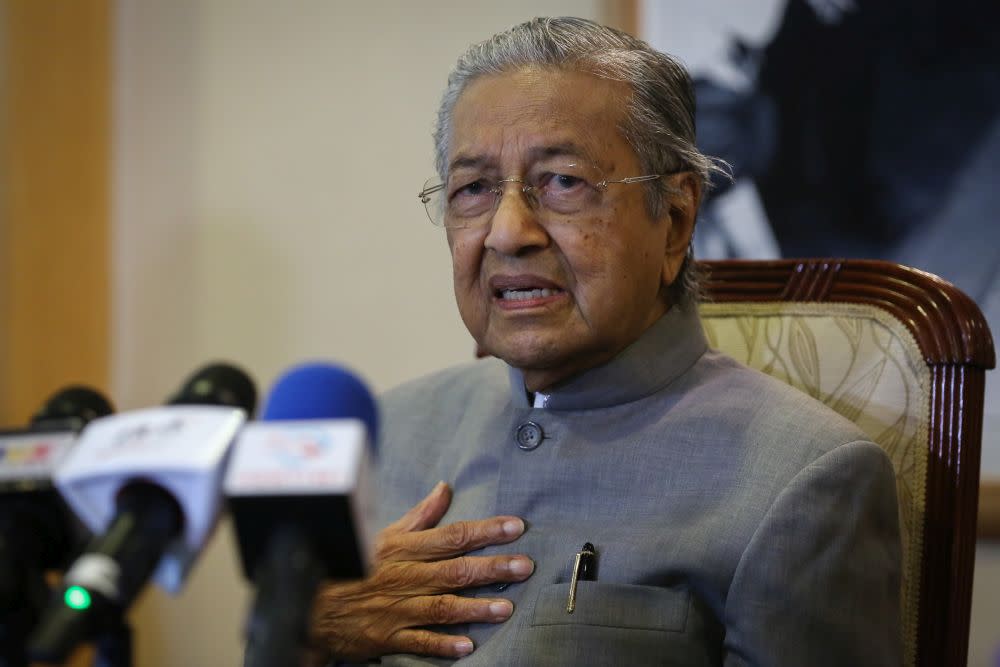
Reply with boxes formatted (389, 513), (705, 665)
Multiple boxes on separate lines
(483, 183), (549, 256)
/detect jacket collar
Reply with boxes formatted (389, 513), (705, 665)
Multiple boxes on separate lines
(507, 304), (707, 410)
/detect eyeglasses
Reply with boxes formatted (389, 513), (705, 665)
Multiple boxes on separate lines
(417, 161), (669, 229)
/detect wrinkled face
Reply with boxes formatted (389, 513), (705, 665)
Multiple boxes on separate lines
(445, 67), (697, 391)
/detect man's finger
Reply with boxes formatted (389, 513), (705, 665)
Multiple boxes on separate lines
(385, 516), (525, 562)
(383, 481), (451, 536)
(396, 594), (514, 626)
(387, 628), (476, 659)
(396, 554), (534, 593)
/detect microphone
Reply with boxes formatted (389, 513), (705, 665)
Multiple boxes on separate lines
(28, 385), (115, 433)
(0, 386), (113, 667)
(27, 363), (256, 663)
(224, 362), (377, 667)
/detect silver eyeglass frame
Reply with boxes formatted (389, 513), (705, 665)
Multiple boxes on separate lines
(416, 172), (669, 228)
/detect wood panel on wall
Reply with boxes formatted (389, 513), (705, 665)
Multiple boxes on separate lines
(981, 480), (1000, 539)
(0, 0), (111, 426)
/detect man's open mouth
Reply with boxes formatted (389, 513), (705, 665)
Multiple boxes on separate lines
(498, 288), (564, 301)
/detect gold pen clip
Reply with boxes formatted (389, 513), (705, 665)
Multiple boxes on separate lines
(566, 542), (596, 613)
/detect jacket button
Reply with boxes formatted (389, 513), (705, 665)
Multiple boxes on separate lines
(515, 421), (544, 450)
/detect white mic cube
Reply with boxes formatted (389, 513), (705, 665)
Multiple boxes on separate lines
(54, 405), (246, 593)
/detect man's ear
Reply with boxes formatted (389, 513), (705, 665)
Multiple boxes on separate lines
(661, 172), (701, 287)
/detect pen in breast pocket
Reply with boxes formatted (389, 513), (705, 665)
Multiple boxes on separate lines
(566, 542), (596, 613)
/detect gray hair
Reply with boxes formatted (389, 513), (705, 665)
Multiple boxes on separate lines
(433, 16), (727, 307)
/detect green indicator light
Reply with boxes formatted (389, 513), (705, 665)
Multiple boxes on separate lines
(64, 586), (92, 610)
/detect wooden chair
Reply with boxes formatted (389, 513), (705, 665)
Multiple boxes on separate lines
(698, 259), (995, 667)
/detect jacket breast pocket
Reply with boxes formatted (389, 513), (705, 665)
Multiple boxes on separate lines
(530, 581), (690, 632)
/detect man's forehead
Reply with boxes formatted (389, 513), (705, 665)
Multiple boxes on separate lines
(448, 141), (598, 174)
(447, 69), (633, 174)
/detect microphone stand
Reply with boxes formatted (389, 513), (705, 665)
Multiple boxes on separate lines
(0, 534), (47, 667)
(27, 485), (181, 664)
(0, 575), (133, 667)
(243, 528), (325, 667)
(93, 614), (132, 667)
(0, 605), (37, 667)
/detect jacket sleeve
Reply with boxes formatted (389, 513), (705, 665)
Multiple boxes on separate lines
(723, 440), (902, 667)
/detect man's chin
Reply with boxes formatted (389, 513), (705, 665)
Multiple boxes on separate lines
(479, 336), (568, 374)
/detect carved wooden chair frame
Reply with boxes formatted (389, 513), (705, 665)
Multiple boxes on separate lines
(700, 258), (995, 667)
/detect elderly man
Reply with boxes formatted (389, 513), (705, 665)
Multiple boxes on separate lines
(311, 17), (900, 666)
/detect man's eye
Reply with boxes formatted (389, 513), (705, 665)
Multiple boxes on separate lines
(450, 180), (489, 200)
(553, 174), (583, 190)
(544, 174), (586, 192)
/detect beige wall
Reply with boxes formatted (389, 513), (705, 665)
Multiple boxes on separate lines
(969, 544), (1000, 666)
(113, 2), (601, 664)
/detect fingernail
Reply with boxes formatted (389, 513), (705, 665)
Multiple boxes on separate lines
(502, 518), (524, 537)
(454, 639), (474, 656)
(489, 600), (513, 619)
(430, 481), (447, 496)
(508, 557), (534, 576)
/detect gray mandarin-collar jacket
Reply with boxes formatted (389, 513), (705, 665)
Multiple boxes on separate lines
(368, 306), (902, 666)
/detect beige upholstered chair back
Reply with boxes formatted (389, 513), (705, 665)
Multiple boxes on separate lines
(699, 259), (994, 667)
(701, 301), (926, 665)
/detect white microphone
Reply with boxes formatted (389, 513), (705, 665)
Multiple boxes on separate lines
(27, 363), (256, 663)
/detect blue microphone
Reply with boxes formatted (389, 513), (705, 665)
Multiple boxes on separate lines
(225, 362), (378, 667)
(261, 362), (378, 443)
